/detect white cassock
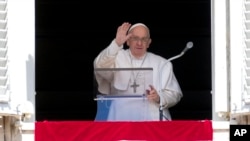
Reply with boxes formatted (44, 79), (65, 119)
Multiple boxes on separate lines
(94, 40), (183, 121)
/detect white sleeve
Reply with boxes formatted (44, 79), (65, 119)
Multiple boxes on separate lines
(159, 62), (183, 108)
(93, 39), (123, 94)
(94, 39), (123, 68)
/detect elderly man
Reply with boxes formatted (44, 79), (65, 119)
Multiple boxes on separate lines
(94, 22), (182, 121)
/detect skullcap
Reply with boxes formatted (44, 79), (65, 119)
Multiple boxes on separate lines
(128, 23), (148, 32)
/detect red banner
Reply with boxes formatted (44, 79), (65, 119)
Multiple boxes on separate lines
(35, 120), (213, 141)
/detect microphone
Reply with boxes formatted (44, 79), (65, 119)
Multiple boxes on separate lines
(168, 41), (194, 61)
(181, 41), (193, 53)
(159, 41), (193, 121)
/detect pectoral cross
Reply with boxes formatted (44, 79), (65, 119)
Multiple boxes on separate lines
(130, 81), (139, 93)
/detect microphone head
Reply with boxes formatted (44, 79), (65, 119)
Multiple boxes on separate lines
(181, 41), (193, 54)
(186, 41), (193, 49)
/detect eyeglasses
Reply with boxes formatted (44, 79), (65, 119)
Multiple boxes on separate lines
(130, 36), (150, 43)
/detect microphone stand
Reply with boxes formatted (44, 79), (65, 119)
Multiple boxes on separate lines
(159, 41), (193, 121)
(168, 41), (193, 61)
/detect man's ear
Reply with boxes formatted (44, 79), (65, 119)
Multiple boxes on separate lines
(147, 39), (152, 48)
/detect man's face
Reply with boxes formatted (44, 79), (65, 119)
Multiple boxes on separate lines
(127, 26), (151, 58)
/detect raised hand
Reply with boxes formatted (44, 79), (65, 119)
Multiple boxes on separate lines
(115, 22), (132, 46)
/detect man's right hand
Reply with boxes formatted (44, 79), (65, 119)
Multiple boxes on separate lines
(115, 22), (132, 47)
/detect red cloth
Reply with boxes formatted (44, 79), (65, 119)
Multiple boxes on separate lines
(35, 120), (213, 141)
